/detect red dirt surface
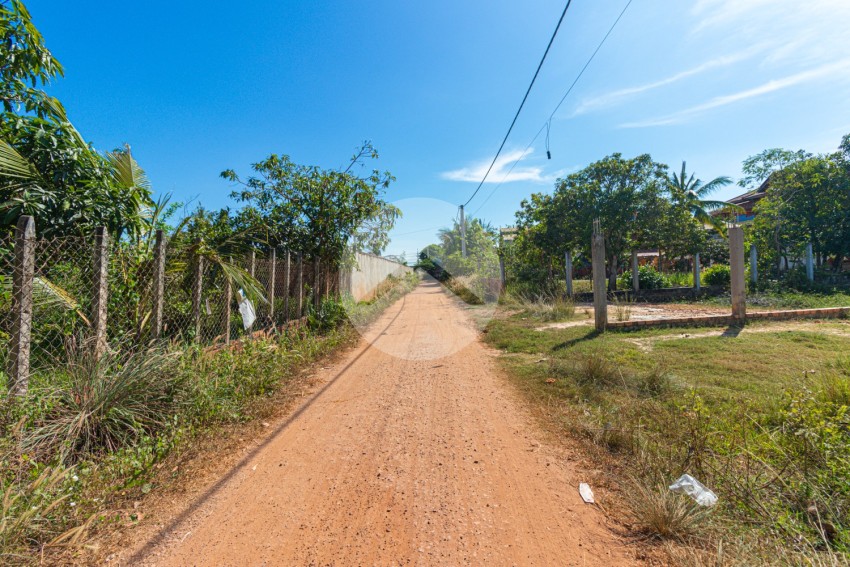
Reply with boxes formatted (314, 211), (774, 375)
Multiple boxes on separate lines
(122, 280), (635, 566)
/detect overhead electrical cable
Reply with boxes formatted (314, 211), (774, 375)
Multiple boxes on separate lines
(461, 0), (574, 209)
(469, 0), (634, 218)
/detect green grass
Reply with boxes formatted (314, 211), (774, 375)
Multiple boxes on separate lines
(486, 307), (850, 564)
(700, 290), (850, 310)
(0, 274), (420, 565)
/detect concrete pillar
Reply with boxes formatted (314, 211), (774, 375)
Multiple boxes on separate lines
(92, 226), (109, 359)
(153, 229), (166, 339)
(8, 215), (35, 397)
(591, 219), (607, 331)
(564, 251), (573, 297)
(729, 227), (746, 321)
(498, 255), (506, 292)
(806, 242), (814, 281)
(631, 250), (639, 293)
(297, 252), (304, 317)
(750, 244), (758, 284)
(283, 250), (291, 322)
(268, 248), (276, 320)
(223, 260), (231, 345)
(694, 252), (701, 292)
(192, 250), (203, 342)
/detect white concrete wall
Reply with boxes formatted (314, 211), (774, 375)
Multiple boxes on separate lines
(342, 252), (413, 301)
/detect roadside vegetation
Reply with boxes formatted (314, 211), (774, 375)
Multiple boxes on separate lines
(0, 273), (418, 564)
(485, 304), (850, 564)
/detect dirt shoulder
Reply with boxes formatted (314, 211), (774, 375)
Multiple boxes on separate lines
(110, 280), (636, 566)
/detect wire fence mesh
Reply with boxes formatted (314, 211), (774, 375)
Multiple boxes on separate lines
(0, 226), (339, 391)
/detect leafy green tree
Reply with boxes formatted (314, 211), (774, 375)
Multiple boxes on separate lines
(0, 3), (154, 238)
(739, 148), (811, 189)
(222, 142), (397, 270)
(0, 0), (63, 118)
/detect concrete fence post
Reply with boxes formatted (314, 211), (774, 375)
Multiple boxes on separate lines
(314, 258), (321, 309)
(268, 248), (276, 320)
(564, 251), (573, 297)
(631, 250), (639, 293)
(729, 226), (747, 321)
(8, 215), (35, 397)
(223, 258), (232, 345)
(750, 244), (758, 284)
(153, 229), (166, 339)
(283, 250), (291, 322)
(499, 255), (506, 293)
(92, 226), (109, 360)
(297, 252), (304, 317)
(806, 242), (814, 281)
(591, 219), (607, 332)
(247, 249), (255, 278)
(192, 247), (203, 342)
(694, 252), (702, 292)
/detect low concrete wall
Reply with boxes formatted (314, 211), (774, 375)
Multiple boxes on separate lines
(608, 306), (850, 331)
(340, 252), (413, 301)
(574, 286), (726, 303)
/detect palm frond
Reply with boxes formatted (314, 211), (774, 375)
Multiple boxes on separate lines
(0, 139), (41, 181)
(695, 176), (732, 197)
(107, 150), (151, 193)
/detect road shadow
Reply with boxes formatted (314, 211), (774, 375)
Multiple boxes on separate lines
(125, 295), (410, 564)
(552, 329), (602, 351)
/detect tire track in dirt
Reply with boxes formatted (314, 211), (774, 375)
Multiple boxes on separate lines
(127, 280), (635, 566)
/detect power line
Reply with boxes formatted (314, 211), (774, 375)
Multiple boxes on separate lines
(470, 0), (635, 218)
(461, 0), (574, 209)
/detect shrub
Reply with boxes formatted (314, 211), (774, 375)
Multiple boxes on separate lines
(307, 297), (347, 333)
(22, 345), (182, 463)
(619, 265), (670, 290)
(629, 480), (711, 539)
(702, 264), (731, 287)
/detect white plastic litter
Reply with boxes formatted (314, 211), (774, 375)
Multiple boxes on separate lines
(579, 482), (595, 504)
(669, 474), (717, 507)
(237, 289), (256, 330)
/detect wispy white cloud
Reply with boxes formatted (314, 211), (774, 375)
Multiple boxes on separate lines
(691, 0), (850, 66)
(441, 148), (546, 183)
(573, 49), (762, 116)
(620, 59), (850, 128)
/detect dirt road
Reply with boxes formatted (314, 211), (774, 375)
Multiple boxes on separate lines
(132, 279), (634, 566)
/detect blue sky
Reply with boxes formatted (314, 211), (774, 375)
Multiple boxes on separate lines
(30, 0), (850, 259)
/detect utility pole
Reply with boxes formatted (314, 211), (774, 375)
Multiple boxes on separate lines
(459, 205), (467, 257)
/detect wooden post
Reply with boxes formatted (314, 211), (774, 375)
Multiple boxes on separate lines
(694, 252), (701, 292)
(223, 261), (232, 345)
(283, 250), (291, 322)
(192, 249), (203, 342)
(631, 250), (639, 293)
(806, 242), (814, 281)
(247, 249), (255, 278)
(591, 219), (607, 332)
(7, 215), (35, 397)
(92, 226), (109, 359)
(564, 251), (573, 297)
(750, 244), (758, 284)
(729, 226), (746, 321)
(153, 229), (166, 339)
(297, 252), (304, 317)
(268, 248), (276, 320)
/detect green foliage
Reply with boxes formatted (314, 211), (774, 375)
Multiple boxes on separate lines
(0, 0), (63, 118)
(701, 264), (731, 287)
(619, 265), (671, 290)
(21, 346), (183, 464)
(667, 160), (734, 232)
(221, 142), (398, 268)
(307, 297), (347, 333)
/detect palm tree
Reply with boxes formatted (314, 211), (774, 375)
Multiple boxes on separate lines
(667, 161), (740, 232)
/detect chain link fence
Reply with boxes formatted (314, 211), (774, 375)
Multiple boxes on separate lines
(1, 219), (341, 395)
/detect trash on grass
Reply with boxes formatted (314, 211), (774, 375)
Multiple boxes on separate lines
(579, 482), (595, 504)
(669, 474), (717, 507)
